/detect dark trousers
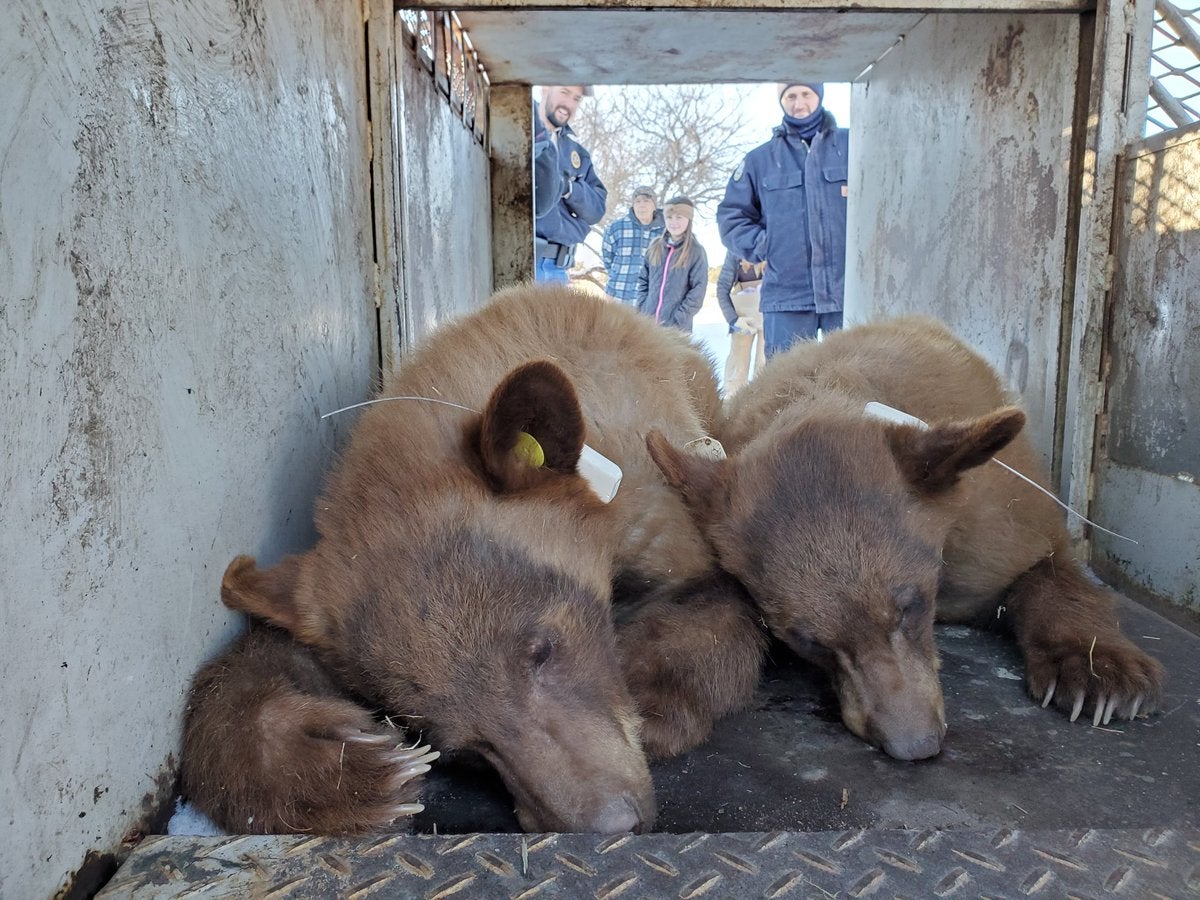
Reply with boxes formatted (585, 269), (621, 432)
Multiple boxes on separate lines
(764, 310), (844, 358)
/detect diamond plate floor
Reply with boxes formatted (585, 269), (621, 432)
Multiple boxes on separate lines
(103, 597), (1200, 897)
(103, 828), (1200, 897)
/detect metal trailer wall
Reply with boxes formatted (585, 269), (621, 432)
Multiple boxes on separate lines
(3, 0), (1194, 894)
(0, 1), (378, 896)
(1093, 123), (1200, 611)
(392, 28), (493, 345)
(847, 13), (1080, 468)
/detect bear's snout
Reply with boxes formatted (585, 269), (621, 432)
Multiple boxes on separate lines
(881, 727), (944, 761)
(836, 646), (946, 762)
(589, 795), (644, 833)
(865, 697), (946, 762)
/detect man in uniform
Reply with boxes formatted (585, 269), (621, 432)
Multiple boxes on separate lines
(533, 85), (607, 284)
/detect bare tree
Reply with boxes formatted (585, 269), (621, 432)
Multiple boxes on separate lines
(569, 84), (762, 283)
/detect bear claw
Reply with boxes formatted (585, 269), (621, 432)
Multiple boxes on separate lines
(388, 803), (425, 821)
(1041, 679), (1056, 708)
(383, 745), (439, 767)
(1063, 689), (1148, 726)
(1069, 693), (1085, 722)
(389, 763), (433, 788)
(340, 730), (397, 745)
(1025, 631), (1163, 728)
(383, 746), (440, 791)
(1103, 695), (1119, 726)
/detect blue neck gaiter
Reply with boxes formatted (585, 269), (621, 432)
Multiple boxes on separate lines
(783, 107), (824, 142)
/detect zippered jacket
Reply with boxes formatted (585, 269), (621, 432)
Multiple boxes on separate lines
(635, 238), (709, 332)
(534, 103), (608, 249)
(716, 110), (848, 314)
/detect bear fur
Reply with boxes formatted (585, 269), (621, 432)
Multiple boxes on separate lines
(647, 316), (1165, 761)
(181, 285), (766, 835)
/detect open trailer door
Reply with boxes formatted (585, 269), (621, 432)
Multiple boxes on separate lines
(1090, 122), (1200, 610)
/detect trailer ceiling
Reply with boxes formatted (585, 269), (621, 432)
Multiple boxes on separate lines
(450, 4), (1091, 85)
(455, 10), (917, 83)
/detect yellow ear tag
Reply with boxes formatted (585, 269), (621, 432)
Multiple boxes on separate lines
(514, 431), (545, 468)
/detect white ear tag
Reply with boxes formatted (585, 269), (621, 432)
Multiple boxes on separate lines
(862, 401), (1137, 544)
(579, 444), (622, 503)
(683, 436), (727, 460)
(864, 401), (929, 430)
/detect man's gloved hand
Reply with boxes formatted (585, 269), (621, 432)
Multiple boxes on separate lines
(732, 316), (754, 335)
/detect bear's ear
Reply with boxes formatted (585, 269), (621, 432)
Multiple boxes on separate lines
(221, 554), (328, 648)
(886, 406), (1026, 495)
(646, 429), (730, 524)
(478, 360), (586, 493)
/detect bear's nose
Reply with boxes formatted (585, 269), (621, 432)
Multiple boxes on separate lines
(883, 730), (943, 761)
(589, 796), (641, 833)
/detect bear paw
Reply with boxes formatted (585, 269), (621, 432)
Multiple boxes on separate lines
(1023, 631), (1165, 727)
(253, 696), (440, 834)
(634, 691), (710, 760)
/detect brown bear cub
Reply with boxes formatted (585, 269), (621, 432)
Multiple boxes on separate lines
(182, 286), (766, 836)
(648, 316), (1164, 762)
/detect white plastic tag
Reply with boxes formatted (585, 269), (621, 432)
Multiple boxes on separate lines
(579, 444), (622, 503)
(864, 401), (929, 430)
(684, 436), (727, 460)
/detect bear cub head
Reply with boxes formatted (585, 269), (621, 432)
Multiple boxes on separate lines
(648, 403), (1024, 761)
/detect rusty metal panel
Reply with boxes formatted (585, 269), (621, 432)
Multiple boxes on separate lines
(1092, 124), (1200, 609)
(0, 0), (376, 896)
(1105, 126), (1200, 476)
(847, 13), (1079, 468)
(1061, 0), (1157, 544)
(396, 41), (493, 345)
(101, 828), (1200, 898)
(490, 84), (536, 290)
(369, 0), (407, 373)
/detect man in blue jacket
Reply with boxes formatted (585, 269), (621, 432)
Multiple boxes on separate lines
(716, 83), (849, 355)
(533, 85), (608, 284)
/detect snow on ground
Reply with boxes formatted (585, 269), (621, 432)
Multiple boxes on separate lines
(693, 286), (735, 393)
(167, 798), (225, 836)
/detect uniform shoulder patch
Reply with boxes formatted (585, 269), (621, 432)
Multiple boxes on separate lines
(570, 149), (581, 169)
(733, 161), (745, 181)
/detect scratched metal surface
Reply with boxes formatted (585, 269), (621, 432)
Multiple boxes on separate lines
(102, 828), (1200, 898)
(846, 13), (1080, 468)
(0, 1), (376, 896)
(1105, 129), (1200, 479)
(1092, 127), (1200, 612)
